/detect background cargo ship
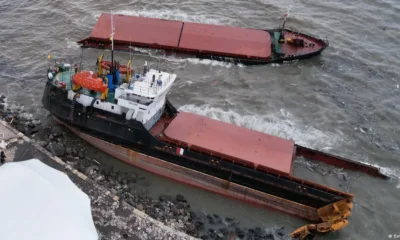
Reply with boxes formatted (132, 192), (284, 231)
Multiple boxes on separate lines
(78, 13), (328, 65)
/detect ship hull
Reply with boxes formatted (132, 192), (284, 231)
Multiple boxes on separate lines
(78, 13), (328, 65)
(42, 82), (352, 223)
(60, 119), (320, 221)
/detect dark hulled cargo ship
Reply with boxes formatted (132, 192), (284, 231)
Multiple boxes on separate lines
(78, 13), (328, 65)
(42, 51), (385, 239)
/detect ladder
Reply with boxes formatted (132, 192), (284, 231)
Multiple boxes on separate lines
(69, 93), (79, 123)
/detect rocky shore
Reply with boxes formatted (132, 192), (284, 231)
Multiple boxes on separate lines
(1, 94), (288, 240)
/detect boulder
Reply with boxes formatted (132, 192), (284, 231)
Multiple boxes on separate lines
(176, 194), (186, 203)
(45, 142), (65, 157)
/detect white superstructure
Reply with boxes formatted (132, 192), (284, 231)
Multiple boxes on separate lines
(67, 67), (177, 130)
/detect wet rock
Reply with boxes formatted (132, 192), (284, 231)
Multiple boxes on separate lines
(213, 214), (222, 224)
(200, 233), (210, 239)
(265, 233), (274, 239)
(219, 228), (228, 235)
(86, 165), (100, 176)
(30, 127), (39, 135)
(189, 210), (197, 220)
(207, 214), (215, 224)
(51, 126), (63, 137)
(78, 151), (85, 159)
(176, 194), (186, 203)
(236, 228), (245, 239)
(16, 125), (25, 133)
(66, 161), (76, 166)
(195, 218), (205, 231)
(276, 226), (285, 236)
(45, 142), (65, 157)
(37, 141), (48, 148)
(65, 148), (72, 155)
(159, 194), (172, 202)
(186, 223), (196, 235)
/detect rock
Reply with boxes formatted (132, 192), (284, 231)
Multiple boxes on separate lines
(123, 233), (129, 239)
(78, 151), (85, 159)
(16, 125), (25, 133)
(159, 194), (172, 202)
(48, 134), (54, 140)
(30, 127), (39, 135)
(189, 211), (197, 220)
(213, 214), (222, 224)
(186, 223), (196, 235)
(51, 126), (63, 137)
(236, 228), (245, 239)
(219, 228), (228, 235)
(195, 219), (205, 231)
(200, 233), (210, 239)
(27, 122), (35, 128)
(207, 214), (215, 224)
(86, 165), (100, 176)
(136, 203), (144, 211)
(276, 226), (284, 236)
(72, 148), (78, 156)
(66, 148), (72, 155)
(217, 233), (223, 239)
(176, 194), (186, 203)
(265, 233), (274, 239)
(225, 217), (234, 222)
(37, 141), (48, 148)
(45, 142), (65, 157)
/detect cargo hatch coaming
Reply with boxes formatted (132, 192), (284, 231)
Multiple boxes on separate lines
(163, 112), (295, 176)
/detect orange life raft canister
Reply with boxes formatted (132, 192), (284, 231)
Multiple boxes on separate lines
(72, 71), (107, 93)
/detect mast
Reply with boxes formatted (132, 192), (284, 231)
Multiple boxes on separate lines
(279, 13), (288, 41)
(110, 11), (115, 75)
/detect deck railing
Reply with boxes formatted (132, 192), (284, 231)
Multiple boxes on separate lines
(129, 74), (172, 96)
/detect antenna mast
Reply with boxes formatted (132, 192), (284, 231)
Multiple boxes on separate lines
(110, 11), (115, 74)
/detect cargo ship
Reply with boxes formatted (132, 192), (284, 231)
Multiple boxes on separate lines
(77, 13), (328, 65)
(42, 48), (386, 239)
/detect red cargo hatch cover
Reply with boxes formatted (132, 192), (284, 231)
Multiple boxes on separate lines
(90, 13), (183, 48)
(179, 22), (271, 59)
(163, 112), (294, 175)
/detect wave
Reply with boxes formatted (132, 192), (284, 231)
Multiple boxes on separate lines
(178, 104), (400, 180)
(178, 104), (341, 150)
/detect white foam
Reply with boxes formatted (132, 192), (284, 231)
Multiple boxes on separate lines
(178, 104), (400, 181)
(178, 104), (341, 149)
(112, 9), (232, 25)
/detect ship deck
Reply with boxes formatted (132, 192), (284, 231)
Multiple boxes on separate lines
(79, 13), (272, 60)
(162, 112), (295, 176)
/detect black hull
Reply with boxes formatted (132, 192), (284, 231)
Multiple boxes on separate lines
(42, 83), (346, 210)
